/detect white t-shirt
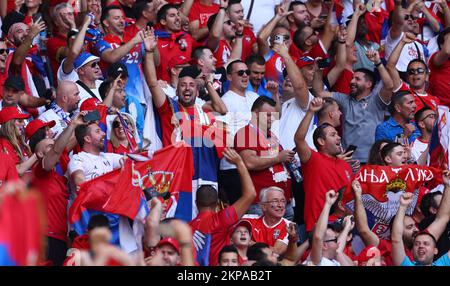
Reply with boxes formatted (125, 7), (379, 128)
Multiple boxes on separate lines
(275, 93), (316, 152)
(384, 31), (426, 72)
(216, 90), (259, 170)
(39, 108), (70, 138)
(57, 59), (78, 82)
(303, 256), (341, 266)
(411, 138), (429, 163)
(76, 80), (104, 107)
(68, 151), (123, 182)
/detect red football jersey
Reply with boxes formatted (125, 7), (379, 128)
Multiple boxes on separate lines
(242, 214), (291, 247)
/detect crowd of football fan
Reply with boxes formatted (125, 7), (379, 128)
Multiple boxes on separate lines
(0, 0), (449, 266)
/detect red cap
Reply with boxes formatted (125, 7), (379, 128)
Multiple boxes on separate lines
(296, 56), (315, 69)
(80, 98), (100, 112)
(232, 220), (253, 235)
(157, 237), (180, 255)
(167, 55), (189, 71)
(25, 119), (56, 140)
(0, 107), (31, 124)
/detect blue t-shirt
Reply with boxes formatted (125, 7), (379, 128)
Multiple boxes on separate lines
(95, 38), (146, 105)
(375, 117), (421, 143)
(401, 253), (450, 266)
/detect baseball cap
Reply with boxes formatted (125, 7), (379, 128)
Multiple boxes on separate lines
(232, 220), (253, 236)
(178, 65), (202, 79)
(73, 52), (100, 71)
(25, 119), (56, 140)
(296, 56), (315, 69)
(107, 62), (129, 79)
(157, 237), (181, 255)
(167, 55), (189, 71)
(4, 75), (25, 91)
(80, 98), (100, 112)
(0, 107), (30, 124)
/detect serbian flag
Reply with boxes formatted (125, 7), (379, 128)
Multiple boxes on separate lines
(429, 105), (450, 170)
(333, 0), (344, 25)
(117, 112), (138, 153)
(69, 142), (194, 252)
(0, 183), (46, 266)
(343, 165), (443, 239)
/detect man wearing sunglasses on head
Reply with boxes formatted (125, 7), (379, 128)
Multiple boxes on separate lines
(387, 33), (440, 112)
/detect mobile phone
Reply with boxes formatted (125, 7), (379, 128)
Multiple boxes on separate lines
(316, 58), (331, 69)
(274, 34), (284, 44)
(83, 110), (101, 122)
(32, 12), (42, 23)
(345, 145), (358, 154)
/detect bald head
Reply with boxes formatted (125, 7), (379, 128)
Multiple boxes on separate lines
(56, 81), (81, 113)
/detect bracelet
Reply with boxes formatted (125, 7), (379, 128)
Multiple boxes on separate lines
(374, 61), (382, 67)
(146, 49), (155, 53)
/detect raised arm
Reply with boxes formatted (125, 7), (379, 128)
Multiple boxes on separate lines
(386, 33), (416, 90)
(432, 31), (450, 67)
(336, 215), (357, 266)
(326, 27), (348, 88)
(312, 68), (332, 98)
(439, 0), (450, 28)
(273, 43), (309, 109)
(179, 0), (194, 17)
(99, 31), (144, 64)
(13, 18), (46, 67)
(225, 148), (256, 218)
(311, 190), (339, 265)
(206, 0), (228, 52)
(42, 112), (86, 171)
(390, 0), (405, 40)
(229, 20), (244, 61)
(410, 0), (440, 33)
(143, 198), (163, 249)
(391, 192), (414, 266)
(352, 180), (380, 247)
(346, 4), (366, 46)
(142, 28), (166, 109)
(63, 14), (92, 75)
(257, 0), (291, 57)
(202, 74), (228, 115)
(426, 170), (450, 240)
(294, 97), (323, 164)
(366, 49), (394, 103)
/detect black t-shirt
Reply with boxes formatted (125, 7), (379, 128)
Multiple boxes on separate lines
(419, 215), (450, 259)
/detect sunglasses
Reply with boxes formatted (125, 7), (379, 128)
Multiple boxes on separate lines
(90, 61), (99, 68)
(407, 68), (425, 75)
(420, 113), (437, 121)
(112, 120), (130, 129)
(404, 14), (418, 21)
(324, 237), (338, 243)
(0, 49), (7, 55)
(234, 69), (251, 76)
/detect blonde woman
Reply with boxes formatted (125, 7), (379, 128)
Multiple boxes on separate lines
(0, 107), (38, 176)
(107, 113), (137, 155)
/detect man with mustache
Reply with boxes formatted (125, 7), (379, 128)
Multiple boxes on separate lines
(375, 90), (421, 143)
(313, 49), (394, 164)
